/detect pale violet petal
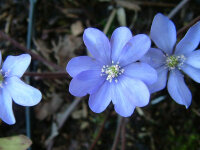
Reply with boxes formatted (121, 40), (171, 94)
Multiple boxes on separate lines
(89, 81), (112, 113)
(110, 27), (132, 62)
(123, 62), (157, 85)
(181, 64), (200, 83)
(167, 69), (192, 108)
(185, 50), (200, 69)
(112, 75), (150, 117)
(2, 54), (31, 78)
(66, 56), (101, 77)
(148, 66), (168, 93)
(69, 70), (105, 97)
(6, 77), (42, 106)
(150, 13), (176, 55)
(118, 34), (151, 66)
(140, 48), (166, 68)
(83, 28), (111, 64)
(0, 88), (15, 125)
(175, 21), (200, 55)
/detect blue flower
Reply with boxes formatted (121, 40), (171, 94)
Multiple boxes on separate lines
(141, 13), (200, 108)
(0, 52), (42, 125)
(66, 27), (157, 117)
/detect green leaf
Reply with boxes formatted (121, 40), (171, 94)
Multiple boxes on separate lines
(0, 135), (32, 150)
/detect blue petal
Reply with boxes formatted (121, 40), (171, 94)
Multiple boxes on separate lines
(0, 88), (15, 125)
(69, 70), (105, 97)
(148, 66), (168, 93)
(118, 34), (151, 66)
(2, 54), (31, 78)
(181, 64), (200, 83)
(6, 77), (42, 106)
(112, 76), (150, 117)
(150, 13), (176, 55)
(123, 62), (157, 85)
(66, 56), (101, 77)
(175, 21), (200, 55)
(185, 50), (200, 69)
(140, 48), (166, 68)
(110, 27), (132, 62)
(167, 69), (192, 108)
(83, 28), (111, 64)
(89, 81), (112, 113)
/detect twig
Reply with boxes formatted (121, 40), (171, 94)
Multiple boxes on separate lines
(133, 1), (175, 7)
(177, 16), (200, 36)
(26, 1), (36, 150)
(121, 118), (127, 150)
(168, 0), (190, 19)
(24, 72), (68, 78)
(103, 9), (117, 34)
(0, 31), (64, 71)
(57, 97), (82, 129)
(45, 97), (82, 150)
(89, 111), (111, 150)
(111, 116), (123, 150)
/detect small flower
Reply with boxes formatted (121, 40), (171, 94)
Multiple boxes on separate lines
(0, 52), (42, 125)
(66, 27), (157, 117)
(141, 13), (200, 108)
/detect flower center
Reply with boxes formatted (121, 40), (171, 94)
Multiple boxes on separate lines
(101, 61), (124, 83)
(166, 55), (186, 70)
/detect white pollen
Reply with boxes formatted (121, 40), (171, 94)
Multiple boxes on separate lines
(100, 61), (124, 83)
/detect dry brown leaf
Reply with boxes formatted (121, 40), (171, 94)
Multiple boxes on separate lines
(52, 35), (82, 67)
(115, 0), (141, 11)
(35, 93), (63, 120)
(71, 21), (84, 36)
(33, 39), (52, 60)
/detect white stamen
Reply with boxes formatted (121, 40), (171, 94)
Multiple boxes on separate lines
(101, 61), (124, 83)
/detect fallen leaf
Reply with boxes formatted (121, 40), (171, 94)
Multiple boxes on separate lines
(35, 93), (63, 120)
(0, 135), (32, 150)
(71, 21), (84, 36)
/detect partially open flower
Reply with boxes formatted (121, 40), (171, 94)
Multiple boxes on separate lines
(141, 13), (200, 108)
(0, 52), (42, 125)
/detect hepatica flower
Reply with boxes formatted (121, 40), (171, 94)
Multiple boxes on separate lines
(141, 13), (200, 108)
(67, 27), (157, 117)
(0, 52), (42, 125)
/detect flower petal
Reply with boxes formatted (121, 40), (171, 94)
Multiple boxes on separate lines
(140, 48), (166, 68)
(83, 28), (111, 64)
(118, 34), (151, 66)
(69, 70), (105, 97)
(185, 50), (200, 69)
(123, 62), (157, 85)
(0, 88), (15, 125)
(150, 13), (176, 55)
(167, 69), (192, 108)
(112, 76), (150, 117)
(2, 54), (31, 78)
(110, 27), (132, 62)
(6, 77), (42, 106)
(66, 56), (101, 77)
(181, 64), (200, 83)
(175, 21), (200, 55)
(148, 66), (168, 93)
(89, 81), (112, 113)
